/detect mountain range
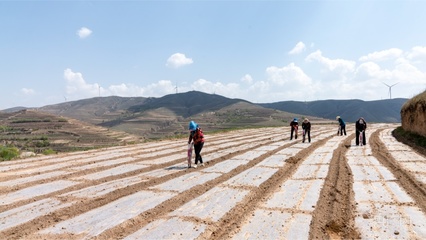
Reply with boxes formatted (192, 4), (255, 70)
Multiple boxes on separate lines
(2, 91), (406, 139)
(259, 98), (407, 123)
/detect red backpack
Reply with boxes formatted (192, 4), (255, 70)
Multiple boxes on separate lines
(193, 128), (204, 144)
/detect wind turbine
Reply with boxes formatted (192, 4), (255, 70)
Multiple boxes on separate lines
(382, 82), (399, 99)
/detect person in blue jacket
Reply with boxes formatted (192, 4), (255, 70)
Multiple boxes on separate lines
(336, 116), (346, 136)
(188, 121), (205, 168)
(290, 118), (299, 140)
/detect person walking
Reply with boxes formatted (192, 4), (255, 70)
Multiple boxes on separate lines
(188, 121), (205, 168)
(336, 116), (346, 136)
(290, 118), (299, 140)
(355, 117), (367, 146)
(301, 118), (311, 143)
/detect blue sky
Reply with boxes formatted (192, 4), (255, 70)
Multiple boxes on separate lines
(1, 0), (426, 110)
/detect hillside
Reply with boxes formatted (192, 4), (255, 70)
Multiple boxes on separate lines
(0, 109), (140, 155)
(401, 90), (426, 137)
(128, 91), (247, 117)
(259, 98), (407, 123)
(36, 91), (324, 139)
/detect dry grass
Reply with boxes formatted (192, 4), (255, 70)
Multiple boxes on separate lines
(402, 90), (426, 110)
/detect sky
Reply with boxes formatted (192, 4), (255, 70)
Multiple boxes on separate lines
(1, 0), (426, 110)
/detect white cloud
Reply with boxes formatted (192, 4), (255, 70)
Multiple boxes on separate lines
(166, 53), (193, 68)
(101, 80), (177, 98)
(108, 83), (144, 96)
(351, 59), (426, 99)
(63, 68), (179, 99)
(143, 80), (176, 97)
(306, 50), (356, 73)
(77, 27), (92, 39)
(237, 63), (320, 102)
(191, 78), (240, 97)
(266, 63), (312, 86)
(64, 68), (101, 98)
(355, 62), (393, 81)
(407, 46), (426, 60)
(288, 41), (306, 55)
(21, 88), (35, 95)
(355, 61), (426, 85)
(359, 48), (403, 62)
(393, 62), (426, 84)
(240, 74), (253, 84)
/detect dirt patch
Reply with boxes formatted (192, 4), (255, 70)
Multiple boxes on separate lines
(309, 134), (360, 239)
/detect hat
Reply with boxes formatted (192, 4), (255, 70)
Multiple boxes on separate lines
(293, 118), (298, 122)
(336, 116), (340, 120)
(188, 121), (197, 131)
(304, 118), (309, 122)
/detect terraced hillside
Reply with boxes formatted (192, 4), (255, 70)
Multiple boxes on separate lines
(0, 110), (140, 154)
(1, 124), (426, 239)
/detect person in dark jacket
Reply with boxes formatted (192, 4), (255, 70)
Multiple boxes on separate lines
(301, 118), (311, 143)
(188, 121), (205, 167)
(336, 116), (346, 136)
(290, 118), (299, 140)
(355, 117), (367, 146)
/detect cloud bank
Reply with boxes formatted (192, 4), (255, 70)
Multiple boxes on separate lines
(63, 44), (426, 104)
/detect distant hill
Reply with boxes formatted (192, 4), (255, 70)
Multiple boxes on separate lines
(128, 91), (248, 117)
(259, 98), (408, 123)
(39, 96), (147, 125)
(35, 91), (321, 139)
(1, 106), (27, 113)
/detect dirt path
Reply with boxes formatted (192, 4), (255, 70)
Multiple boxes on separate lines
(1, 124), (425, 239)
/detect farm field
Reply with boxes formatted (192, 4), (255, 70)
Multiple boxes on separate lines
(1, 124), (426, 239)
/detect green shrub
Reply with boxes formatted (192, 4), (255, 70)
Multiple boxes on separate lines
(0, 125), (12, 132)
(35, 140), (50, 148)
(0, 146), (19, 161)
(11, 118), (41, 123)
(42, 148), (56, 155)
